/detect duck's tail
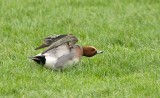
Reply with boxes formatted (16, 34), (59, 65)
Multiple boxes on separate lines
(29, 55), (46, 65)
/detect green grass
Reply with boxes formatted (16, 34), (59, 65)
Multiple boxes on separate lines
(1, 0), (160, 97)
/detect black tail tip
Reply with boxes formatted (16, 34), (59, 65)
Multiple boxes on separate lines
(28, 56), (34, 59)
(29, 55), (46, 65)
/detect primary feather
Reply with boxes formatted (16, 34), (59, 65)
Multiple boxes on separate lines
(35, 34), (70, 50)
(41, 34), (78, 54)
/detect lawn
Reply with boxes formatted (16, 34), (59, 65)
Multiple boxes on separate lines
(0, 0), (160, 97)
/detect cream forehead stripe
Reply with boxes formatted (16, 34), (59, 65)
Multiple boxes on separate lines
(88, 46), (97, 50)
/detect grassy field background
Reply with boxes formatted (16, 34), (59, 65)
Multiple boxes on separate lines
(0, 0), (160, 97)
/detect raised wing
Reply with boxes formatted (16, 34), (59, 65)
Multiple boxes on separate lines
(42, 35), (78, 54)
(35, 34), (71, 50)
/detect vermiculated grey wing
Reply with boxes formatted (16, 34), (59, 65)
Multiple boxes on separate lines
(54, 53), (75, 69)
(35, 34), (70, 50)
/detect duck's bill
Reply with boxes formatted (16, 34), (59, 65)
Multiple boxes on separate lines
(97, 50), (103, 54)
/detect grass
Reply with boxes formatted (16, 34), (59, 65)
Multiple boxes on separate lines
(0, 0), (160, 97)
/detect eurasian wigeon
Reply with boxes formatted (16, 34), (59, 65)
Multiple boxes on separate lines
(30, 34), (103, 70)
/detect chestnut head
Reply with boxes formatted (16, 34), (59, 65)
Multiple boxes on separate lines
(82, 46), (103, 57)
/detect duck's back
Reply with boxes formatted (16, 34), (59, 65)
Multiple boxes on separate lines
(45, 44), (70, 58)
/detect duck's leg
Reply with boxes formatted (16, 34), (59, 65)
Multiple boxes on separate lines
(60, 69), (64, 72)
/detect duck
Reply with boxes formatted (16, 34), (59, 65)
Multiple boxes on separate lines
(30, 34), (103, 70)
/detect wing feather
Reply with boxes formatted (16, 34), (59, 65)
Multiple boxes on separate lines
(35, 34), (71, 50)
(42, 35), (78, 54)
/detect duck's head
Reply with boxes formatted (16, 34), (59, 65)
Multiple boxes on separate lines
(82, 46), (103, 57)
